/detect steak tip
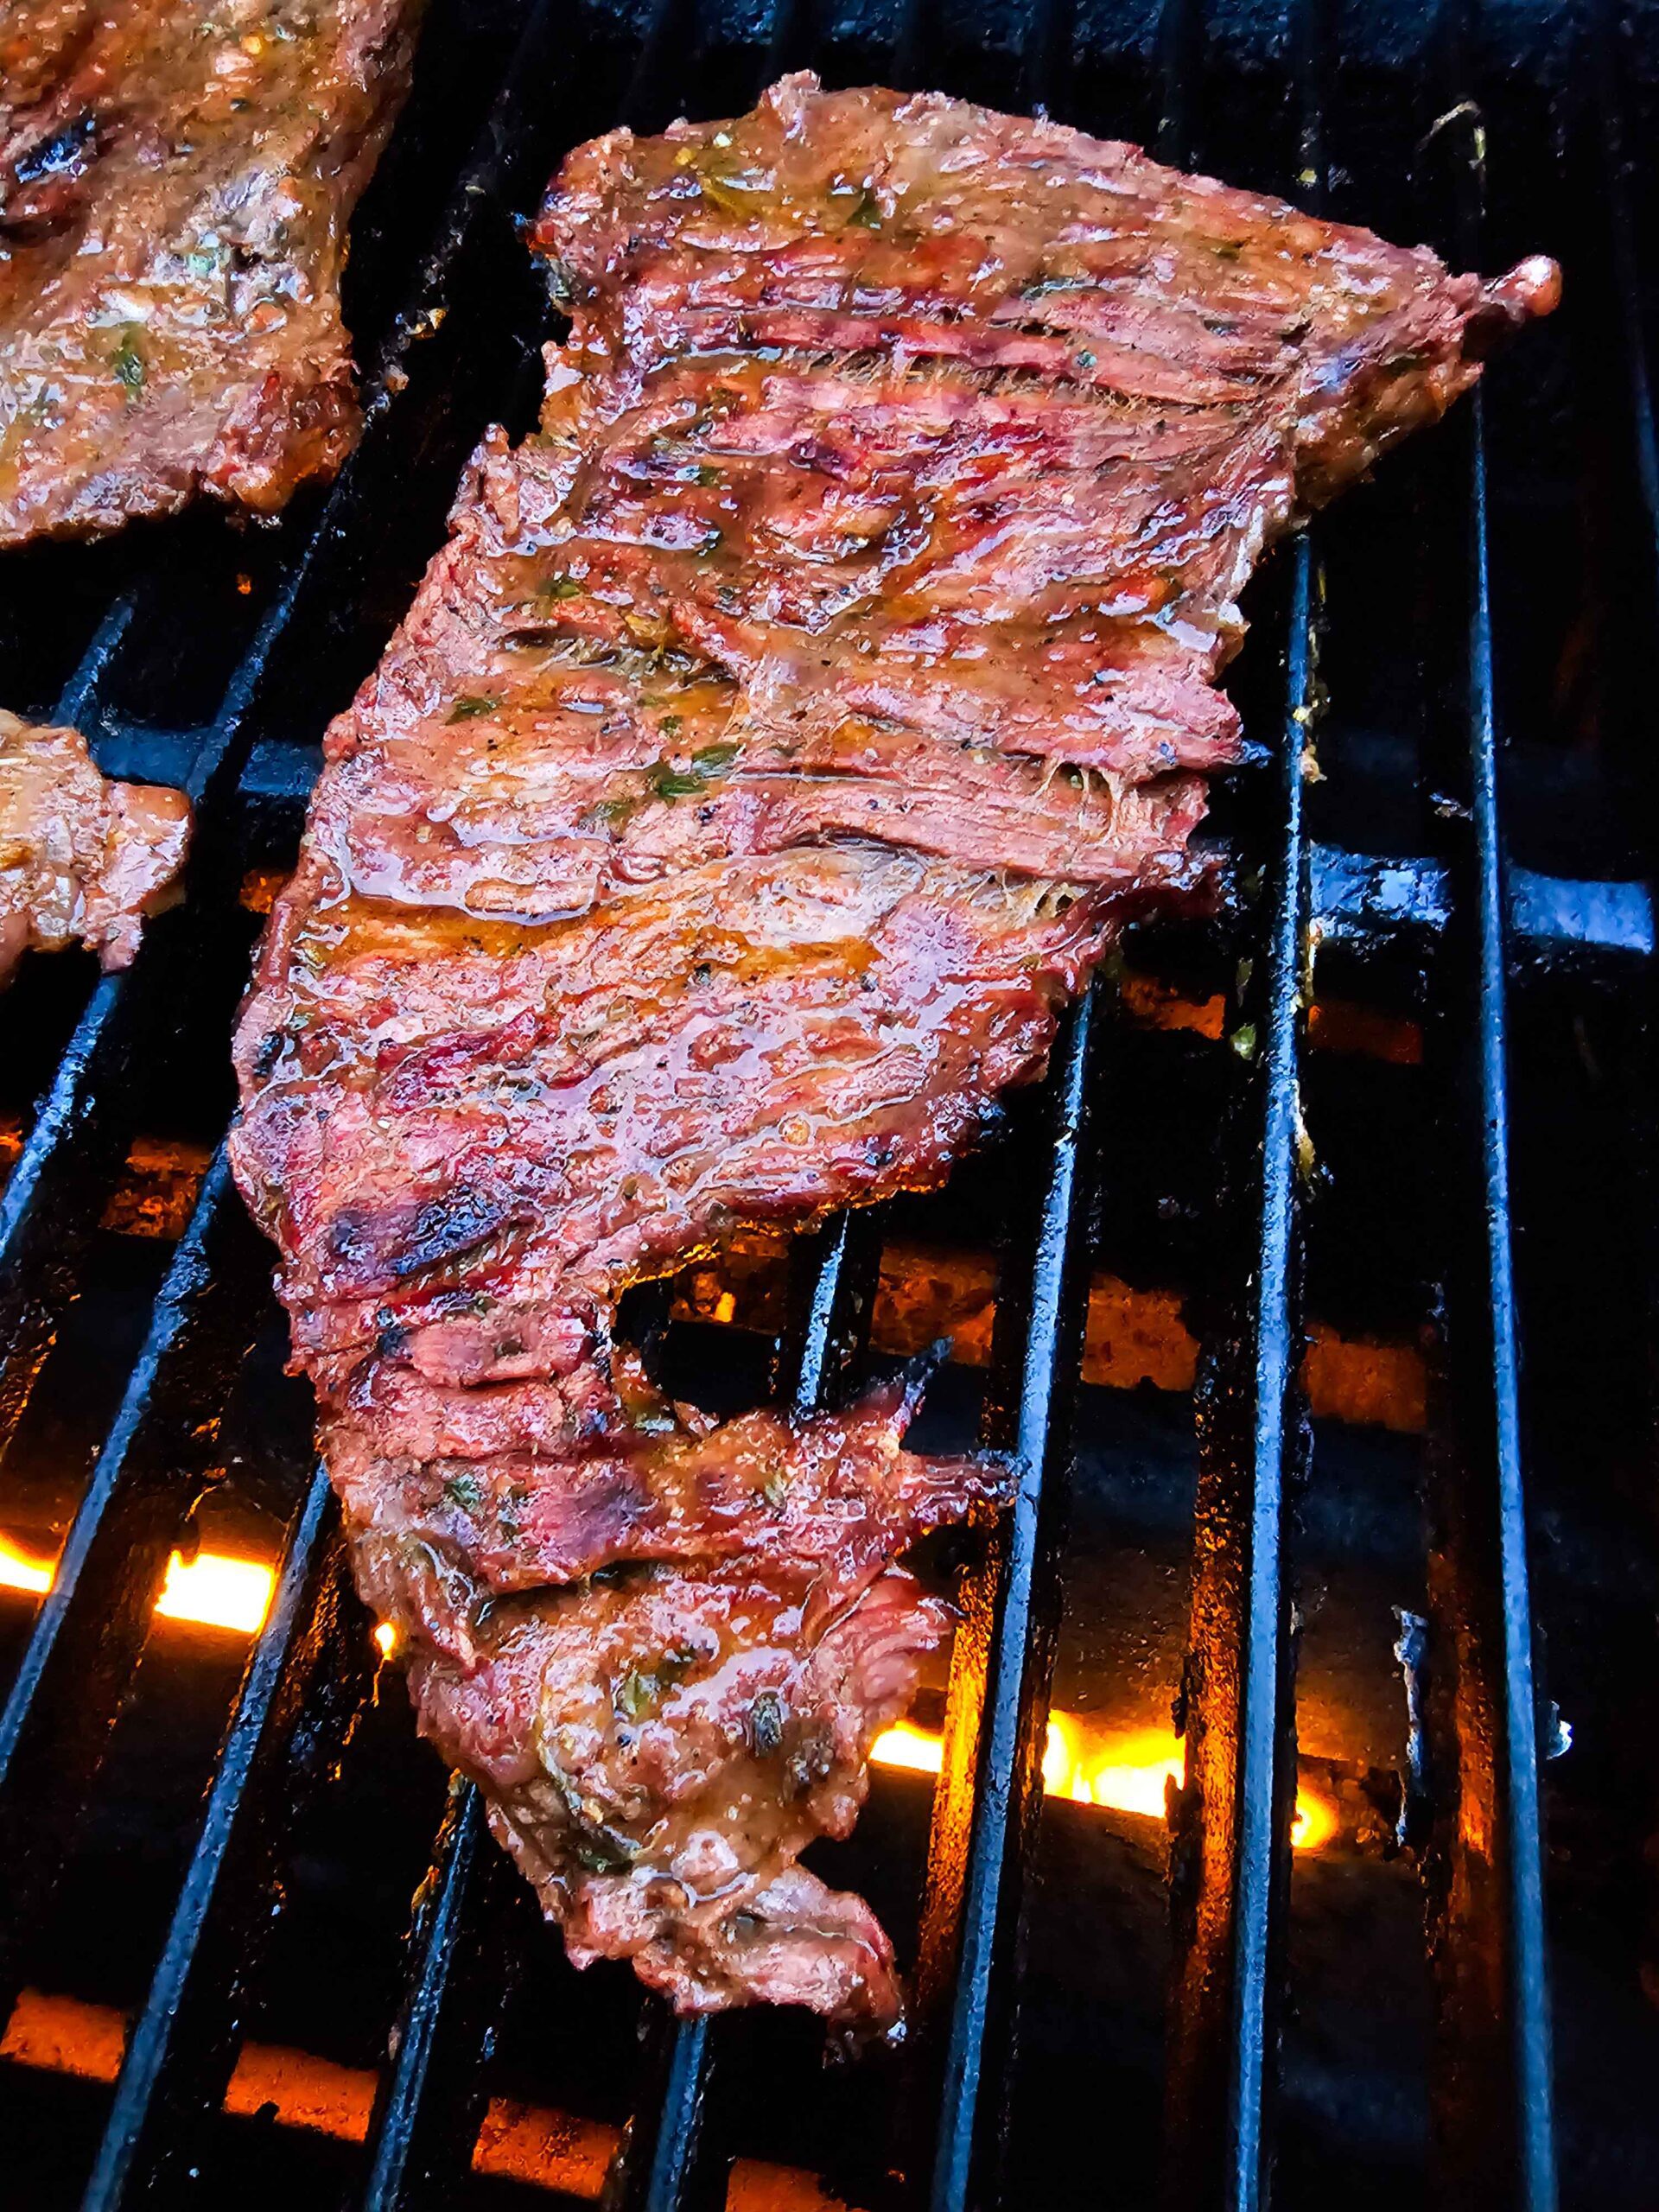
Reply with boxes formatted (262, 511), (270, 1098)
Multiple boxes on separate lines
(1470, 252), (1562, 355)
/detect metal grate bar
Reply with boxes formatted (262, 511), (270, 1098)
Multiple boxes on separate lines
(356, 1781), (513, 2211)
(1453, 387), (1558, 2212)
(1162, 3), (1322, 2201)
(0, 1150), (269, 2022)
(1415, 10), (1557, 2202)
(81, 1466), (367, 2208)
(1163, 566), (1314, 2212)
(1597, 0), (1659, 578)
(911, 995), (1098, 2212)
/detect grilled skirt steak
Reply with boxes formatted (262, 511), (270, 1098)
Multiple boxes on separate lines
(0, 709), (189, 982)
(230, 75), (1557, 2027)
(0, 0), (422, 545)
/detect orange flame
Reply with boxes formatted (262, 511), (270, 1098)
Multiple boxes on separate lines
(0, 1531), (1342, 1852)
(872, 1712), (1338, 1851)
(0, 1532), (274, 1636)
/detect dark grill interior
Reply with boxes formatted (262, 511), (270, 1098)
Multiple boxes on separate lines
(2, 0), (1657, 2205)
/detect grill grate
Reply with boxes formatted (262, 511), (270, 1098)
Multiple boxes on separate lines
(0, 0), (1654, 2205)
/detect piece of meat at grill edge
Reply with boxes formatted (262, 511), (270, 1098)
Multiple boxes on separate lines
(0, 709), (190, 982)
(228, 74), (1558, 2027)
(0, 0), (422, 545)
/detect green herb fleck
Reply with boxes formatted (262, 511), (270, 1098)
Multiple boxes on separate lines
(572, 1831), (639, 1873)
(849, 188), (882, 229)
(1212, 238), (1244, 261)
(441, 1470), (484, 1515)
(111, 330), (146, 394)
(584, 793), (639, 831)
(614, 1645), (697, 1721)
(541, 575), (583, 600)
(692, 463), (723, 486)
(647, 743), (740, 802)
(1230, 1022), (1258, 1062)
(651, 766), (708, 800)
(616, 1669), (657, 1721)
(659, 714), (682, 738)
(447, 695), (494, 722)
(762, 1471), (790, 1510)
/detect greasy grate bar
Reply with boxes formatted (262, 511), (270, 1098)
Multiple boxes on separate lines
(0, 0), (1603, 2205)
(1414, 3), (1555, 2198)
(1160, 7), (1318, 2202)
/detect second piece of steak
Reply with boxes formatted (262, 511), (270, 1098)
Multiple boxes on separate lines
(0, 709), (189, 982)
(230, 75), (1557, 2028)
(0, 0), (422, 545)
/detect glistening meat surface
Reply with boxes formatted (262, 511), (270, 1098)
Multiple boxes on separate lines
(229, 74), (1557, 2027)
(0, 709), (189, 982)
(0, 0), (421, 544)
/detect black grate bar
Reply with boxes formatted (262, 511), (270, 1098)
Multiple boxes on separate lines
(1155, 0), (1203, 165)
(1415, 13), (1557, 2201)
(80, 1465), (366, 2209)
(1226, 532), (1313, 2202)
(0, 1149), (269, 2022)
(911, 991), (1098, 2212)
(54, 588), (141, 729)
(1596, 0), (1659, 576)
(1459, 388), (1558, 2212)
(1162, 3), (1322, 2200)
(1163, 543), (1314, 2212)
(615, 2017), (717, 2212)
(356, 1780), (510, 2211)
(891, 0), (935, 100)
(1305, 843), (1656, 963)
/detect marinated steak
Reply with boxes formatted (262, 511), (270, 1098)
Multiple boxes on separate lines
(230, 75), (1558, 2026)
(0, 0), (422, 545)
(0, 708), (189, 982)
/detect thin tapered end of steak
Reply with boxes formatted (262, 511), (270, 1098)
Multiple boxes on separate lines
(230, 74), (1556, 2026)
(0, 0), (422, 546)
(0, 709), (190, 983)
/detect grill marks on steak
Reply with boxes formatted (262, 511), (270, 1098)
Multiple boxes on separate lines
(229, 74), (1557, 2024)
(0, 709), (190, 982)
(0, 0), (421, 544)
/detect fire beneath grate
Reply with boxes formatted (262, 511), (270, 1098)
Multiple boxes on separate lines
(3, 1), (1659, 2209)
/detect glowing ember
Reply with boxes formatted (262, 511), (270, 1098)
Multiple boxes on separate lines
(1289, 1785), (1339, 1852)
(874, 1711), (1338, 1850)
(156, 1550), (275, 1635)
(0, 1536), (52, 1597)
(0, 1531), (273, 1634)
(868, 1719), (944, 1777)
(0, 1529), (1343, 1851)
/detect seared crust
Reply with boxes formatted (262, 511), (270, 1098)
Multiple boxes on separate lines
(0, 0), (423, 544)
(0, 708), (190, 982)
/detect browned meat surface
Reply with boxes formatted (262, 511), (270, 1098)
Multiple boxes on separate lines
(229, 74), (1556, 2026)
(0, 708), (189, 981)
(0, 0), (422, 545)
